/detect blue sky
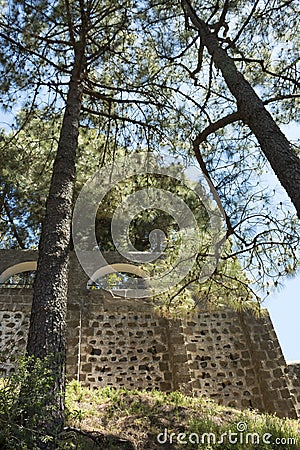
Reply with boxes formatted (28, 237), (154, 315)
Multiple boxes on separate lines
(265, 276), (299, 362)
(263, 122), (300, 363)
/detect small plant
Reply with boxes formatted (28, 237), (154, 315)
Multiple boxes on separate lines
(0, 355), (61, 449)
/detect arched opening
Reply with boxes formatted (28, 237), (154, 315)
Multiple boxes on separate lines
(87, 263), (149, 296)
(0, 261), (37, 287)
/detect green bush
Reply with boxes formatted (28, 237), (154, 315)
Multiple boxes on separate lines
(0, 356), (60, 449)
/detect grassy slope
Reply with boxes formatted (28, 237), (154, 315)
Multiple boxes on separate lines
(64, 381), (300, 450)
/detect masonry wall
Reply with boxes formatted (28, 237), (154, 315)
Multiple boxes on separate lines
(0, 249), (298, 419)
(287, 363), (300, 417)
(0, 288), (31, 374)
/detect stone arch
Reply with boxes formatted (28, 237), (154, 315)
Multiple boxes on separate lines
(0, 261), (37, 284)
(89, 263), (148, 281)
(87, 263), (149, 294)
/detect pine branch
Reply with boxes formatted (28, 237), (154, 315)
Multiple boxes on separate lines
(192, 112), (242, 239)
(1, 196), (26, 249)
(0, 31), (71, 74)
(194, 111), (241, 144)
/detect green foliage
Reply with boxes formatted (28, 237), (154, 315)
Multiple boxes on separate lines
(0, 356), (61, 449)
(0, 111), (62, 248)
(95, 169), (209, 251)
(1, 375), (299, 449)
(0, 111), (111, 248)
(64, 382), (300, 450)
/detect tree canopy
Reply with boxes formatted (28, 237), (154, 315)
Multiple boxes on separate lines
(1, 0), (299, 298)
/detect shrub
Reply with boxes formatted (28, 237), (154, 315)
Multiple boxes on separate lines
(0, 356), (61, 449)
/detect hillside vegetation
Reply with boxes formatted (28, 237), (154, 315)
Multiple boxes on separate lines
(64, 381), (300, 449)
(1, 374), (299, 449)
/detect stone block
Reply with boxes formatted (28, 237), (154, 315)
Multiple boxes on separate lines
(160, 382), (172, 391)
(174, 354), (188, 363)
(273, 368), (284, 378)
(82, 363), (92, 372)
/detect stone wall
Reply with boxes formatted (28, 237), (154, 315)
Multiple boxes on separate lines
(0, 249), (298, 419)
(287, 363), (300, 417)
(0, 286), (31, 375)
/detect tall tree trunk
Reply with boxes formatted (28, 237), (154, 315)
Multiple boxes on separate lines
(26, 42), (85, 440)
(182, 0), (300, 219)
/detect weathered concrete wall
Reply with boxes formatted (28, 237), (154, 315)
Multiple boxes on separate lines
(0, 249), (298, 419)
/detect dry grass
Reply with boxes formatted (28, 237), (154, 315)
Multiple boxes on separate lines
(64, 381), (300, 449)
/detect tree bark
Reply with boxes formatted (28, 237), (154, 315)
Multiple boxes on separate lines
(26, 42), (85, 439)
(182, 0), (300, 219)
